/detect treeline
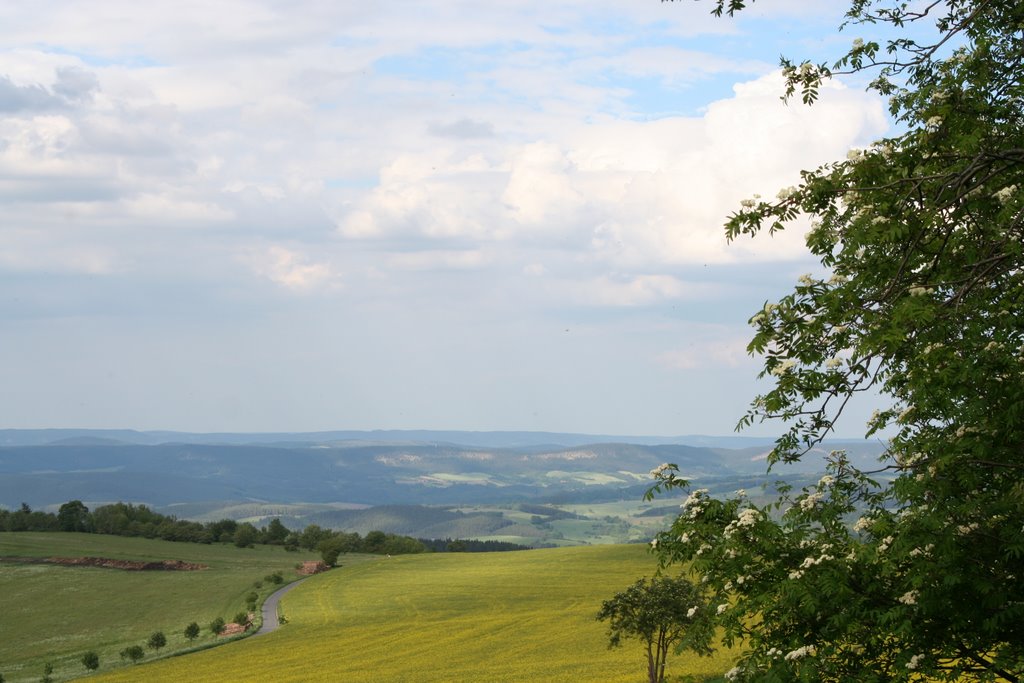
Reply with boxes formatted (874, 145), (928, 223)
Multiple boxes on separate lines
(0, 501), (429, 560)
(0, 501), (530, 563)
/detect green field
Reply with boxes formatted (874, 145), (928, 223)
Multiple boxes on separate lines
(87, 543), (737, 683)
(0, 533), (325, 682)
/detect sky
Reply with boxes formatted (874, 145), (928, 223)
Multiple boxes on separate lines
(0, 0), (893, 437)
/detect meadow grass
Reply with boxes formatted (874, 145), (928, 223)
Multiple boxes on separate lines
(0, 532), (324, 682)
(88, 544), (738, 682)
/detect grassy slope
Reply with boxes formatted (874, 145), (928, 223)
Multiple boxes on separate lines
(0, 532), (324, 682)
(90, 544), (737, 683)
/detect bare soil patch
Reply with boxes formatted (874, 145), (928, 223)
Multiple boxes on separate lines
(0, 556), (207, 571)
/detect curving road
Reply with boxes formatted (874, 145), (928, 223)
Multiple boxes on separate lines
(256, 576), (311, 636)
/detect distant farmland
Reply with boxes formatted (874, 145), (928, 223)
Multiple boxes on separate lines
(0, 533), (323, 682)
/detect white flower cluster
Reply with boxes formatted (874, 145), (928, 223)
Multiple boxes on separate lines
(777, 186), (797, 201)
(724, 666), (742, 681)
(771, 359), (797, 376)
(877, 536), (894, 553)
(680, 489), (709, 518)
(686, 606), (698, 618)
(799, 552), (834, 570)
(798, 273), (815, 286)
(649, 463), (672, 479)
(724, 508), (761, 538)
(926, 116), (943, 131)
(908, 286), (931, 296)
(906, 653), (925, 670)
(716, 603), (729, 615)
(799, 492), (824, 512)
(957, 522), (979, 535)
(908, 544), (934, 558)
(993, 184), (1017, 204)
(784, 645), (817, 661)
(853, 515), (873, 533)
(899, 590), (918, 605)
(817, 475), (834, 489)
(852, 38), (864, 49)
(955, 425), (978, 439)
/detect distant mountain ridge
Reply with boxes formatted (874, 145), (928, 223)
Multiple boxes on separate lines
(0, 429), (886, 510)
(0, 428), (785, 449)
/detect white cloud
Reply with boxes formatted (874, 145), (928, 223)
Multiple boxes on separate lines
(657, 335), (754, 370)
(0, 0), (895, 434)
(571, 274), (695, 308)
(244, 245), (338, 292)
(337, 71), (887, 269)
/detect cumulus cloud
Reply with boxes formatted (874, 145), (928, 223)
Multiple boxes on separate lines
(244, 245), (338, 293)
(338, 71), (887, 269)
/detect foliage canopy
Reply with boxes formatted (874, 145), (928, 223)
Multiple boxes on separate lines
(597, 575), (713, 683)
(652, 1), (1024, 681)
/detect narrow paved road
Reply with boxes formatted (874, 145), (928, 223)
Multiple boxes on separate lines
(256, 577), (311, 636)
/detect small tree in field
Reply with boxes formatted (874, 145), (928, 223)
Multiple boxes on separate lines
(147, 631), (166, 651)
(209, 617), (225, 635)
(597, 575), (714, 683)
(184, 621), (200, 643)
(81, 651), (100, 671)
(234, 611), (250, 629)
(119, 645), (144, 664)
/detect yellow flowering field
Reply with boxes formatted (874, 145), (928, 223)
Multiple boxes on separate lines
(91, 544), (737, 682)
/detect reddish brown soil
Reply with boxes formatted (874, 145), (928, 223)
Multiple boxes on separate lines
(0, 556), (207, 571)
(297, 560), (329, 575)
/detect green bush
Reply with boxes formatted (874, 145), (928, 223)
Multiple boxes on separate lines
(81, 651), (100, 671)
(147, 631), (166, 651)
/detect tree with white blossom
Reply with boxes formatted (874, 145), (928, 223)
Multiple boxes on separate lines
(651, 0), (1024, 681)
